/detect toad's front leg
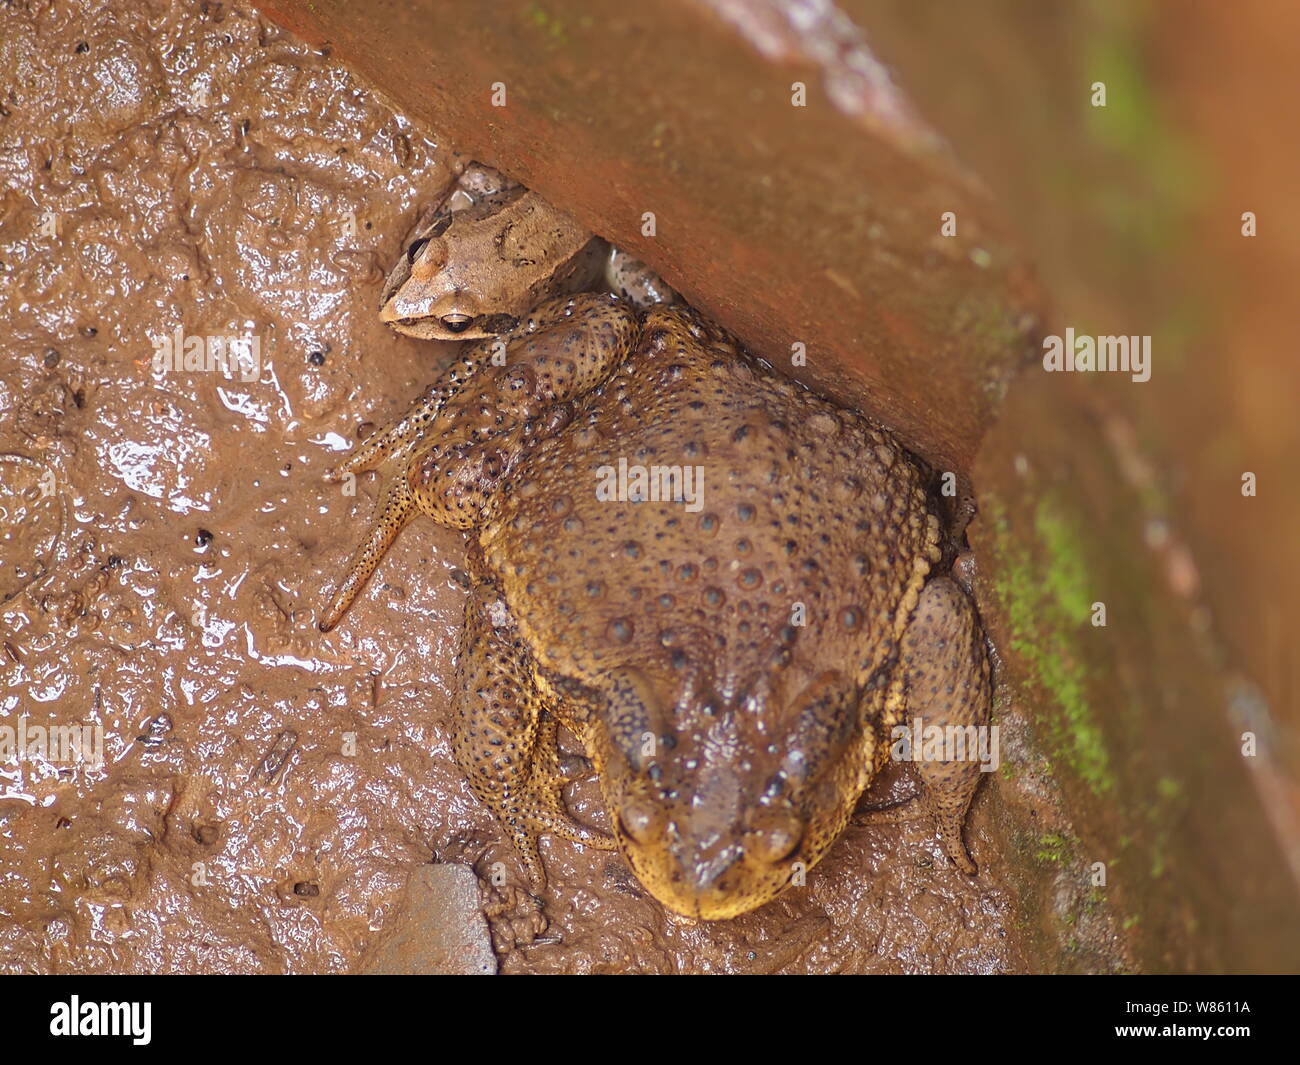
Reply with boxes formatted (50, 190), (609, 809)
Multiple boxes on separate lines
(319, 293), (637, 631)
(454, 575), (615, 887)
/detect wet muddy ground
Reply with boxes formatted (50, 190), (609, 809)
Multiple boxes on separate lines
(0, 0), (1088, 973)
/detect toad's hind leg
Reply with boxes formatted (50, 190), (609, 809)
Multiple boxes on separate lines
(860, 577), (991, 873)
(454, 580), (614, 888)
(319, 475), (414, 632)
(318, 344), (492, 632)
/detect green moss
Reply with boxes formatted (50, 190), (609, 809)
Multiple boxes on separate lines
(1144, 775), (1187, 880)
(1036, 833), (1075, 864)
(1034, 506), (1093, 621)
(952, 292), (1026, 356)
(988, 495), (1114, 795)
(526, 3), (569, 43)
(1081, 0), (1207, 272)
(1084, 3), (1179, 165)
(1156, 776), (1182, 801)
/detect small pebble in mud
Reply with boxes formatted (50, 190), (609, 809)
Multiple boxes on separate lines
(293, 881), (320, 897)
(192, 823), (220, 846)
(80, 325), (97, 337)
(356, 421), (376, 439)
(308, 350), (326, 366)
(363, 864), (495, 975)
(74, 41), (88, 53)
(194, 528), (214, 550)
(43, 349), (60, 368)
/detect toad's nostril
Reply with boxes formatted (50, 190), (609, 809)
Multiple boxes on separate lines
(440, 314), (473, 333)
(745, 806), (804, 864)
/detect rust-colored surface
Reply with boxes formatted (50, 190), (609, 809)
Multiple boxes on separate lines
(253, 0), (1042, 483)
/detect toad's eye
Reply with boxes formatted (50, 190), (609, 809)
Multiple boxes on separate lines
(440, 314), (474, 333)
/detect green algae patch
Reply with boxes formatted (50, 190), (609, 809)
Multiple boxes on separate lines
(1082, 0), (1206, 274)
(987, 495), (1115, 796)
(1035, 832), (1077, 865)
(527, 3), (567, 38)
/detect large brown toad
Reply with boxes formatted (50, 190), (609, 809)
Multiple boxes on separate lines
(320, 287), (991, 920)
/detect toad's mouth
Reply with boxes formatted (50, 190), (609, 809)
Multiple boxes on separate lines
(619, 844), (807, 921)
(610, 812), (812, 921)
